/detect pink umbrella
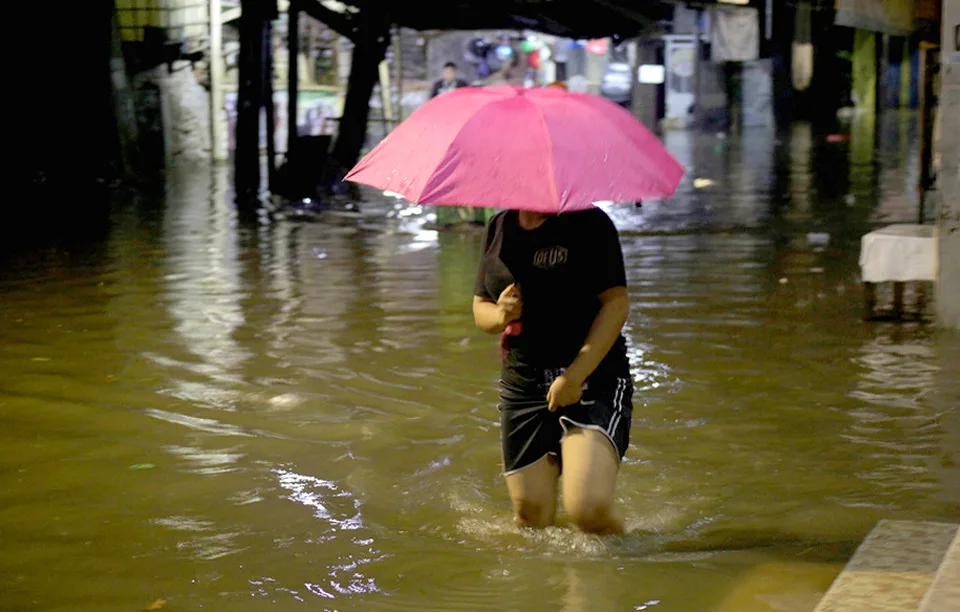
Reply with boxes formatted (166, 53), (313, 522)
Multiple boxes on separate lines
(345, 85), (683, 212)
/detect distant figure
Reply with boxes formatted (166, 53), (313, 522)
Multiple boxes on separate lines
(431, 62), (468, 98)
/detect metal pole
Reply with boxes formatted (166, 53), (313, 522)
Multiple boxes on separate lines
(287, 0), (300, 162)
(264, 18), (277, 190)
(235, 0), (264, 202)
(379, 59), (393, 135)
(394, 27), (404, 122)
(209, 0), (226, 162)
(917, 42), (938, 224)
(693, 10), (703, 129)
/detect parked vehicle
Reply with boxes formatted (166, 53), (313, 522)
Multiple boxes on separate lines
(600, 61), (633, 108)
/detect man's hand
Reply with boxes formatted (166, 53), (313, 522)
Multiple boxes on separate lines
(547, 375), (583, 412)
(496, 284), (522, 328)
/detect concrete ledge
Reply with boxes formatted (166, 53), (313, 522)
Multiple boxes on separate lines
(814, 520), (958, 612)
(919, 527), (960, 612)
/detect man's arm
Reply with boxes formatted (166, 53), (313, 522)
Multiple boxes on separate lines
(473, 297), (507, 334)
(546, 285), (629, 411)
(473, 284), (521, 335)
(563, 286), (629, 384)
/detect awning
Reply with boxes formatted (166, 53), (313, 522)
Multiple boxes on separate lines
(357, 0), (675, 39)
(834, 0), (915, 36)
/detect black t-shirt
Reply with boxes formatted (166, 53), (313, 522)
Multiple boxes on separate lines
(474, 208), (628, 369)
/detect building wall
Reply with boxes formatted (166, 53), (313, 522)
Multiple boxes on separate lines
(115, 0), (210, 42)
(938, 1), (960, 329)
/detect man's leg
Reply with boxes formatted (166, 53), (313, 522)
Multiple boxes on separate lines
(504, 455), (560, 529)
(560, 428), (624, 535)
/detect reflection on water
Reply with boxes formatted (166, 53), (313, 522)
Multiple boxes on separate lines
(0, 115), (957, 612)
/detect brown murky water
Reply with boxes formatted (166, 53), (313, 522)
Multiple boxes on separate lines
(1, 117), (958, 611)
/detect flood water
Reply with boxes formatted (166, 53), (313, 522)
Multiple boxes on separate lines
(2, 115), (958, 612)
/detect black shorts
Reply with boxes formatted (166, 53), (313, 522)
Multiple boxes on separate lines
(498, 356), (633, 475)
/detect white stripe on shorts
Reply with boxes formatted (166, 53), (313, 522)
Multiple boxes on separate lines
(607, 378), (628, 437)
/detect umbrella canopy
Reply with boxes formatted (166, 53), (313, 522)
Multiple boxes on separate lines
(345, 86), (684, 213)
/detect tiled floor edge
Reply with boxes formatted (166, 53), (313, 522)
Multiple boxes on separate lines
(918, 526), (960, 612)
(813, 520), (959, 612)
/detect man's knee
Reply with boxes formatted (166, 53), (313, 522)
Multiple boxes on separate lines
(513, 499), (552, 529)
(566, 497), (620, 535)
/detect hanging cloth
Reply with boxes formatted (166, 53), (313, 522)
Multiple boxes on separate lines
(712, 6), (760, 62)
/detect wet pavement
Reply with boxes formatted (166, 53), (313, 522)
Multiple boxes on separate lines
(1, 113), (958, 612)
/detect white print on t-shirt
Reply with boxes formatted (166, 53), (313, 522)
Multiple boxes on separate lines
(532, 246), (568, 270)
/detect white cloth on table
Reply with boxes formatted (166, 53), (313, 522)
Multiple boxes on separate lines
(859, 224), (938, 283)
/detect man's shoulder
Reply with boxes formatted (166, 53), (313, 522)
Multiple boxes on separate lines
(488, 209), (510, 230)
(564, 206), (613, 227)
(482, 210), (510, 241)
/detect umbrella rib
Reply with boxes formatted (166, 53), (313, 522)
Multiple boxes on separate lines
(532, 99), (561, 212)
(415, 132), (464, 205)
(416, 98), (496, 205)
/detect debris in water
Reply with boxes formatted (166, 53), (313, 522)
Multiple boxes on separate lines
(143, 600), (167, 611)
(807, 233), (830, 246)
(130, 463), (156, 470)
(826, 134), (849, 143)
(779, 278), (789, 285)
(268, 394), (304, 409)
(693, 178), (715, 189)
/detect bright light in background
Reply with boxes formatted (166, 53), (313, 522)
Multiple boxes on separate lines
(638, 65), (665, 85)
(320, 0), (359, 13)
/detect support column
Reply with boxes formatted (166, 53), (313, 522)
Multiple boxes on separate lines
(394, 27), (404, 123)
(693, 9), (703, 127)
(875, 33), (889, 112)
(378, 58), (393, 135)
(632, 41), (661, 130)
(330, 14), (391, 170)
(209, 0), (227, 162)
(919, 42), (938, 223)
(770, 0), (795, 130)
(852, 29), (877, 110)
(235, 0), (266, 202)
(263, 17), (277, 191)
(899, 38), (911, 108)
(937, 0), (960, 329)
(287, 0), (300, 167)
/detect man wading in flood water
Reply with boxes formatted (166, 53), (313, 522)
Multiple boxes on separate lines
(473, 207), (633, 535)
(344, 85), (682, 535)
